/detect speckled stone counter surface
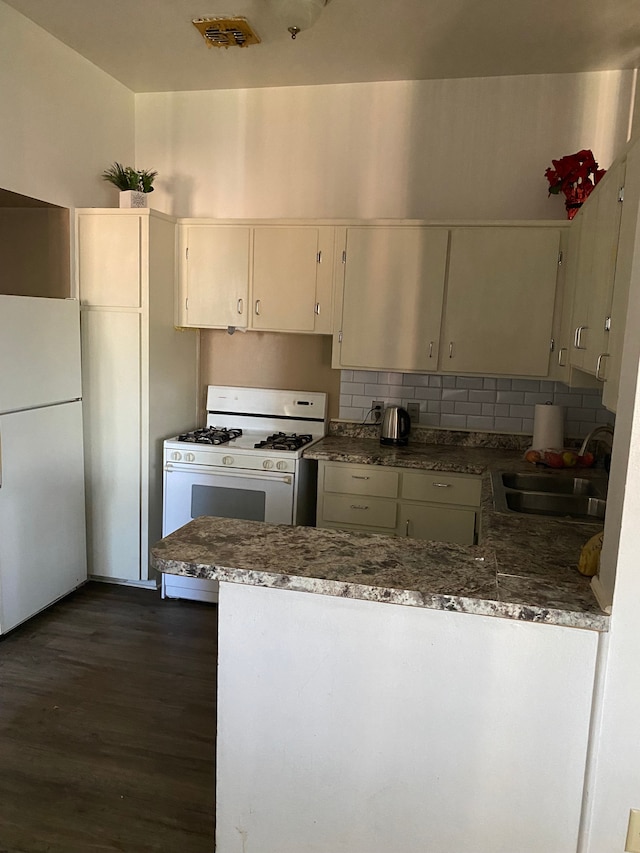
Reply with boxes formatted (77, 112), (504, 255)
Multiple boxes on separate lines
(301, 430), (608, 630)
(153, 437), (609, 631)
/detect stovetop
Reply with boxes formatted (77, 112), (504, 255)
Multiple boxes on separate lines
(173, 427), (316, 452)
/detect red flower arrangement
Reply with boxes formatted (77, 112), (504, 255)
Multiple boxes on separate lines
(545, 149), (606, 219)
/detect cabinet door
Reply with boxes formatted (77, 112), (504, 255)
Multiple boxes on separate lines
(442, 227), (560, 376)
(252, 227), (321, 332)
(398, 503), (477, 545)
(570, 158), (626, 378)
(181, 225), (250, 328)
(78, 214), (141, 308)
(335, 227), (449, 371)
(603, 141), (640, 411)
(81, 310), (141, 580)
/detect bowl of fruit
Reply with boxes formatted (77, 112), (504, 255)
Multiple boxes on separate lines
(524, 448), (595, 468)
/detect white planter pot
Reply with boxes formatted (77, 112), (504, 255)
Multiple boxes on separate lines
(119, 190), (148, 209)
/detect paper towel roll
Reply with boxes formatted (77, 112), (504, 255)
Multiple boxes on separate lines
(532, 404), (564, 450)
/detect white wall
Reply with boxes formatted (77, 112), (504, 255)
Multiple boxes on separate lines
(136, 71), (634, 220)
(583, 147), (640, 851)
(0, 1), (134, 209)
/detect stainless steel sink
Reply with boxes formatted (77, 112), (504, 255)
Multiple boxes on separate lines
(492, 470), (607, 521)
(504, 491), (606, 520)
(500, 472), (603, 497)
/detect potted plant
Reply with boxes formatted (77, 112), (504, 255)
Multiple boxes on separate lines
(544, 150), (606, 219)
(101, 162), (158, 208)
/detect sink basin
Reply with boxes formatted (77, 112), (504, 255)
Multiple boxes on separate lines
(491, 470), (607, 521)
(504, 491), (607, 520)
(500, 472), (604, 497)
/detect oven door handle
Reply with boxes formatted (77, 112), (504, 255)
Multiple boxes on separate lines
(164, 462), (293, 484)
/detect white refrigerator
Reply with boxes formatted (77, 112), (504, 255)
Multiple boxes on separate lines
(0, 295), (87, 634)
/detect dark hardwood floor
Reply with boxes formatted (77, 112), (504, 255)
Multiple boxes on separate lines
(0, 582), (217, 853)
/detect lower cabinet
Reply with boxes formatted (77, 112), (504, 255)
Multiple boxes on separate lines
(316, 461), (481, 545)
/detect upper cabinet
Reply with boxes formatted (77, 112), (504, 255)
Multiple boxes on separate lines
(602, 137), (640, 411)
(180, 224), (250, 328)
(332, 226), (449, 371)
(441, 227), (562, 376)
(332, 223), (565, 377)
(569, 156), (627, 381)
(177, 222), (334, 334)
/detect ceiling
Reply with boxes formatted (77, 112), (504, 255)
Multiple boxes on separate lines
(4, 0), (640, 93)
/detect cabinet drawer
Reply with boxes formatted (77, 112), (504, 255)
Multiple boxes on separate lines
(323, 464), (399, 498)
(322, 494), (397, 529)
(401, 471), (481, 507)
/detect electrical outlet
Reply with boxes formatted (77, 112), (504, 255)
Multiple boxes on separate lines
(372, 401), (384, 423)
(625, 809), (640, 852)
(407, 402), (420, 422)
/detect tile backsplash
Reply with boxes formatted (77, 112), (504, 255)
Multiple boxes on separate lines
(339, 371), (614, 438)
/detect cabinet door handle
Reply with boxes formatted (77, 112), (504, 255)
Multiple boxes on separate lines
(558, 346), (567, 367)
(449, 342), (454, 359)
(350, 504), (369, 510)
(432, 482), (452, 488)
(314, 302), (320, 315)
(429, 341), (434, 358)
(595, 353), (609, 381)
(574, 325), (588, 349)
(351, 475), (370, 480)
(237, 298), (243, 315)
(255, 299), (261, 316)
(405, 519), (410, 537)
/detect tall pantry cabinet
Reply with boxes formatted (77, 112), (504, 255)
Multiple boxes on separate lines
(77, 209), (198, 583)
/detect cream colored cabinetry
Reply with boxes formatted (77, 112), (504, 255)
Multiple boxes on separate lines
(77, 209), (198, 583)
(332, 226), (449, 371)
(603, 139), (640, 411)
(441, 227), (562, 376)
(569, 157), (626, 382)
(332, 223), (565, 377)
(180, 224), (250, 328)
(398, 470), (480, 544)
(317, 461), (481, 545)
(178, 222), (333, 334)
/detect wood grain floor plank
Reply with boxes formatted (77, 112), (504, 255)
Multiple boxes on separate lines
(0, 582), (217, 853)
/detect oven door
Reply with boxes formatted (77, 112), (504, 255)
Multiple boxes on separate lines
(163, 462), (295, 536)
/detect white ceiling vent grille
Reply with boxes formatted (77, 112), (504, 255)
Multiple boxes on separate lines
(192, 17), (261, 48)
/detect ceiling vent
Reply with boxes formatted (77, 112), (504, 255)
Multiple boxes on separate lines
(192, 17), (261, 48)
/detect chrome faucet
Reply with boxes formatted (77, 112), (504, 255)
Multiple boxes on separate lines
(579, 424), (614, 457)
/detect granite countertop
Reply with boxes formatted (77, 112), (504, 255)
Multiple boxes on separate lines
(303, 432), (608, 630)
(152, 430), (609, 632)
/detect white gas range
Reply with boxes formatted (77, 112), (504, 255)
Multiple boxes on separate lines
(161, 385), (327, 603)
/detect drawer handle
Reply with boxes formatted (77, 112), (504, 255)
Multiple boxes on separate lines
(350, 504), (369, 510)
(432, 482), (452, 488)
(351, 475), (370, 480)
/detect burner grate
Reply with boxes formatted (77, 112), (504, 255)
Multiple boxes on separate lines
(254, 432), (313, 451)
(177, 427), (242, 445)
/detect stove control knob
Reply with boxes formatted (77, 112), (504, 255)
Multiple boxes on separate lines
(276, 461), (288, 471)
(222, 456), (234, 466)
(185, 453), (195, 462)
(171, 451), (182, 461)
(263, 459), (274, 470)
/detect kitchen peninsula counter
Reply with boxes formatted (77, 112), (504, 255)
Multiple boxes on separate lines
(151, 503), (608, 631)
(151, 443), (608, 852)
